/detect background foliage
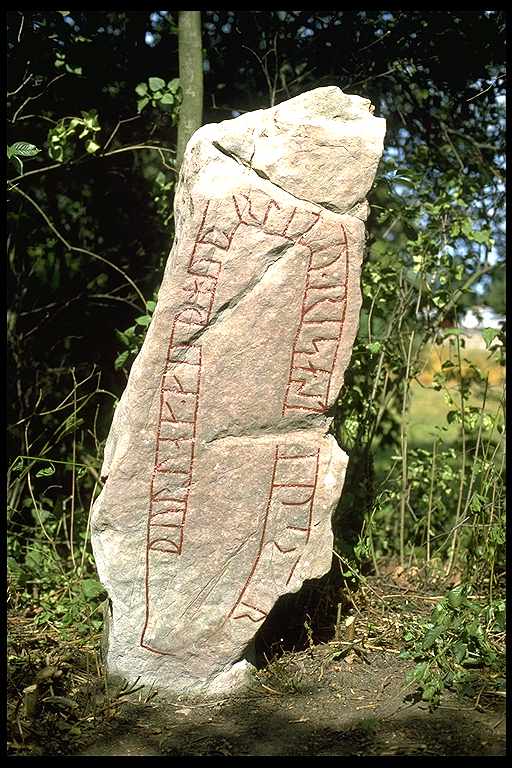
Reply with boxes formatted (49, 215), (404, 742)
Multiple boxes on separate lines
(7, 10), (505, 712)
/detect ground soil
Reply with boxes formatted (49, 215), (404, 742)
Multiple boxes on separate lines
(8, 570), (506, 757)
(77, 649), (506, 757)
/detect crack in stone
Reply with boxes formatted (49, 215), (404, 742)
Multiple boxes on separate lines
(212, 138), (363, 218)
(212, 139), (252, 170)
(203, 420), (329, 446)
(344, 199), (369, 220)
(184, 239), (296, 347)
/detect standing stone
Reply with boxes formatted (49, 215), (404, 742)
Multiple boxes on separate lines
(91, 86), (385, 695)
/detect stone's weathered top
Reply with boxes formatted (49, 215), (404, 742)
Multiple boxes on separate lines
(91, 87), (385, 696)
(193, 86), (385, 217)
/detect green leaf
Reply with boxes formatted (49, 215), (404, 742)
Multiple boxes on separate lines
(11, 457), (24, 474)
(114, 350), (129, 370)
(135, 82), (148, 96)
(65, 63), (82, 75)
(481, 327), (498, 348)
(145, 300), (156, 312)
(446, 410), (460, 425)
(85, 139), (100, 154)
(167, 78), (180, 93)
(85, 139), (100, 155)
(367, 341), (382, 354)
(135, 315), (151, 327)
(447, 585), (465, 609)
(149, 76), (165, 92)
(8, 142), (41, 158)
(473, 229), (491, 245)
(453, 641), (468, 663)
(36, 463), (56, 477)
(160, 93), (175, 105)
(421, 623), (445, 650)
(81, 578), (106, 600)
(432, 603), (448, 622)
(406, 661), (429, 683)
(137, 97), (149, 113)
(461, 220), (473, 238)
(25, 547), (44, 571)
(31, 507), (51, 524)
(115, 329), (129, 345)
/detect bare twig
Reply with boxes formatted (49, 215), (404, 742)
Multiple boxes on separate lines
(466, 73), (506, 102)
(446, 334), (467, 575)
(69, 368), (78, 571)
(9, 185), (146, 309)
(7, 144), (177, 186)
(242, 34), (280, 107)
(346, 66), (398, 90)
(7, 73), (33, 97)
(17, 12), (25, 43)
(359, 29), (391, 54)
(102, 114), (141, 153)
(11, 74), (67, 123)
(80, 477), (99, 573)
(442, 126), (465, 172)
(426, 438), (437, 563)
(14, 113), (58, 124)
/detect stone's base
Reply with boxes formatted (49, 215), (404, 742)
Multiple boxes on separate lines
(105, 645), (256, 698)
(101, 592), (260, 696)
(91, 86), (385, 698)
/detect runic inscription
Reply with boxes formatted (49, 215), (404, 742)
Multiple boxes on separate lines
(141, 189), (350, 653)
(228, 446), (320, 625)
(92, 86), (385, 694)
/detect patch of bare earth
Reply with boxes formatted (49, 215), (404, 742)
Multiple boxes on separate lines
(8, 570), (505, 757)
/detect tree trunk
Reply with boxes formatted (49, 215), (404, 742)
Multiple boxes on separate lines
(176, 11), (203, 173)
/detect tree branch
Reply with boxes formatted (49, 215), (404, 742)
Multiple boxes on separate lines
(466, 73), (506, 102)
(7, 73), (33, 97)
(10, 185), (147, 310)
(11, 74), (67, 123)
(7, 144), (177, 185)
(102, 114), (141, 153)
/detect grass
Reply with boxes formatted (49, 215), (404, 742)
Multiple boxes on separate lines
(408, 342), (505, 448)
(408, 381), (504, 447)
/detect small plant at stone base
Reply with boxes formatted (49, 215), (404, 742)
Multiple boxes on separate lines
(8, 518), (106, 639)
(400, 585), (505, 711)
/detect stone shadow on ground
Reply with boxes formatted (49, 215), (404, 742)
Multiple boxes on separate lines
(77, 567), (505, 757)
(78, 688), (505, 757)
(252, 559), (346, 663)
